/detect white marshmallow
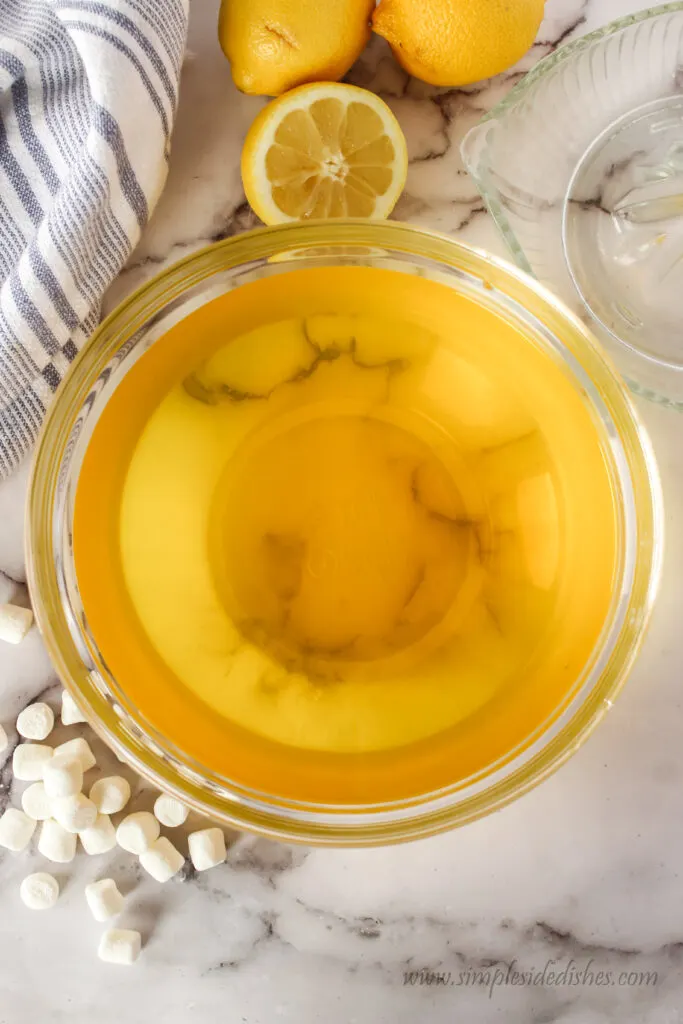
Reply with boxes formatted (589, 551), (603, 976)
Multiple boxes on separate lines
(188, 828), (226, 872)
(20, 872), (59, 910)
(43, 753), (83, 798)
(51, 793), (98, 833)
(0, 603), (33, 644)
(0, 808), (36, 851)
(21, 782), (52, 821)
(139, 836), (185, 882)
(37, 818), (77, 862)
(89, 776), (131, 815)
(53, 737), (96, 772)
(12, 743), (53, 781)
(85, 877), (124, 921)
(16, 702), (54, 741)
(153, 793), (188, 828)
(80, 814), (116, 855)
(0, 723), (7, 752)
(115, 811), (159, 855)
(60, 689), (87, 726)
(98, 928), (141, 965)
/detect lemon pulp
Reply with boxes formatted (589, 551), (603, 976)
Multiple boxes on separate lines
(73, 267), (617, 804)
(241, 84), (407, 223)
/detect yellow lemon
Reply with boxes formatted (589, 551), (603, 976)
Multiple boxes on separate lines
(219, 0), (374, 96)
(241, 83), (408, 224)
(372, 0), (545, 87)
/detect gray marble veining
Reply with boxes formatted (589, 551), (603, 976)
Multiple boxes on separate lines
(2, 1), (683, 1021)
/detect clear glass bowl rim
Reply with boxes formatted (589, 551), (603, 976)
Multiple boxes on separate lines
(26, 220), (663, 845)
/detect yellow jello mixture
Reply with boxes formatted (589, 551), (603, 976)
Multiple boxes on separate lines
(73, 266), (617, 804)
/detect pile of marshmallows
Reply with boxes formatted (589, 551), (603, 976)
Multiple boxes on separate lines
(0, 607), (227, 967)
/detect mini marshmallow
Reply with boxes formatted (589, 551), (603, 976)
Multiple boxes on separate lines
(89, 776), (131, 815)
(21, 782), (52, 821)
(188, 828), (226, 872)
(153, 793), (188, 828)
(0, 808), (36, 851)
(98, 928), (141, 965)
(85, 877), (124, 921)
(115, 811), (159, 855)
(16, 702), (54, 741)
(80, 814), (116, 855)
(53, 737), (96, 772)
(12, 743), (53, 781)
(0, 723), (8, 752)
(0, 603), (33, 644)
(51, 793), (97, 833)
(37, 818), (77, 863)
(20, 872), (59, 910)
(60, 689), (87, 726)
(139, 836), (185, 882)
(43, 752), (84, 799)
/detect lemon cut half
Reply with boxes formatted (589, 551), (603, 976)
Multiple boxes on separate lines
(241, 82), (408, 224)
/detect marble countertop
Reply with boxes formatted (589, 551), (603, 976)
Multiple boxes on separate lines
(2, 1), (683, 1021)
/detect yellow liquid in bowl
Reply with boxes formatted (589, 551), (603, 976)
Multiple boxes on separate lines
(73, 267), (617, 804)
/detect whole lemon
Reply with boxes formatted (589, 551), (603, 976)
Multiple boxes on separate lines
(219, 0), (375, 96)
(372, 0), (545, 87)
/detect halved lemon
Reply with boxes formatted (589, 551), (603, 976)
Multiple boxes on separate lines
(241, 82), (408, 224)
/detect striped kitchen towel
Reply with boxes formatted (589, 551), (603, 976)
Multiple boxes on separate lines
(0, 0), (188, 478)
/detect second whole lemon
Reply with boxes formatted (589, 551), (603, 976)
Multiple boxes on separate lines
(219, 0), (374, 96)
(372, 0), (545, 87)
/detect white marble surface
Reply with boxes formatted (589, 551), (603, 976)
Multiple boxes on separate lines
(2, 1), (683, 1021)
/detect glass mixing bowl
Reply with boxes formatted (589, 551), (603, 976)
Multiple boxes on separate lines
(461, 3), (683, 408)
(26, 221), (663, 845)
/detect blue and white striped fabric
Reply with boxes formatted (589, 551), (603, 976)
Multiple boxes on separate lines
(0, 0), (188, 478)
